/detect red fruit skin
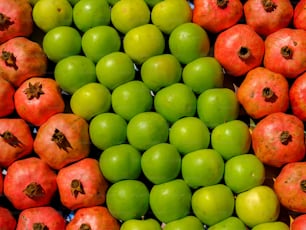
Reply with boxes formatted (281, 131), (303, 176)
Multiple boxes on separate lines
(264, 28), (306, 79)
(0, 118), (33, 168)
(33, 113), (91, 170)
(14, 77), (65, 127)
(56, 158), (109, 210)
(0, 207), (17, 230)
(214, 24), (265, 77)
(0, 169), (3, 196)
(289, 72), (306, 121)
(291, 214), (306, 230)
(293, 0), (306, 30)
(0, 0), (33, 44)
(0, 37), (48, 87)
(274, 162), (306, 213)
(192, 0), (243, 33)
(251, 112), (305, 168)
(0, 77), (14, 117)
(3, 157), (58, 210)
(237, 67), (289, 119)
(66, 206), (120, 230)
(16, 206), (66, 230)
(244, 0), (293, 37)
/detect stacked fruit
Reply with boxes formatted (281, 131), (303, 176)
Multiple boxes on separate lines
(0, 0), (305, 229)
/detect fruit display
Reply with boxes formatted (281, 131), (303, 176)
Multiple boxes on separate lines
(0, 0), (305, 229)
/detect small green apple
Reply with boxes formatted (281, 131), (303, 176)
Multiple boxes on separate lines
(251, 221), (289, 230)
(163, 216), (204, 230)
(208, 216), (246, 230)
(120, 218), (162, 230)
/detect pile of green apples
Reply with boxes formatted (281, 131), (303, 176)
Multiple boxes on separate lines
(29, 0), (290, 229)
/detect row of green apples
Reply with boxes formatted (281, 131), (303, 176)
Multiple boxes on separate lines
(0, 0), (306, 229)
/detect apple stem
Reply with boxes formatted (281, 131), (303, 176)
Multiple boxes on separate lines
(262, 0), (277, 12)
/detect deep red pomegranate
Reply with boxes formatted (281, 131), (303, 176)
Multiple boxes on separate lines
(289, 72), (306, 121)
(214, 24), (265, 77)
(0, 207), (16, 230)
(192, 0), (243, 33)
(293, 0), (306, 30)
(3, 157), (58, 210)
(0, 37), (48, 87)
(264, 28), (306, 79)
(0, 77), (14, 117)
(0, 0), (33, 44)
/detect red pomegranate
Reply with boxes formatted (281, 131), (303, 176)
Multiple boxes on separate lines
(0, 77), (14, 117)
(293, 0), (306, 30)
(0, 207), (16, 230)
(289, 72), (306, 121)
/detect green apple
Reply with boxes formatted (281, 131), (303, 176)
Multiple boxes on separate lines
(163, 216), (204, 230)
(111, 0), (151, 34)
(140, 54), (182, 92)
(106, 180), (150, 221)
(169, 117), (210, 155)
(151, 0), (193, 34)
(154, 83), (197, 123)
(99, 144), (142, 183)
(111, 81), (153, 121)
(224, 154), (265, 194)
(235, 185), (280, 228)
(208, 216), (246, 230)
(182, 149), (224, 189)
(192, 184), (235, 226)
(149, 179), (192, 223)
(121, 218), (162, 230)
(123, 24), (165, 65)
(251, 221), (289, 230)
(211, 120), (252, 160)
(32, 0), (73, 32)
(127, 112), (169, 151)
(197, 88), (240, 129)
(89, 112), (127, 150)
(141, 143), (181, 184)
(182, 57), (224, 94)
(70, 82), (111, 120)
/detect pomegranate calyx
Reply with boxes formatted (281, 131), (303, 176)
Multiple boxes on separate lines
(23, 82), (45, 100)
(0, 131), (23, 147)
(1, 50), (18, 70)
(262, 87), (277, 102)
(33, 223), (49, 230)
(0, 13), (14, 31)
(80, 223), (91, 230)
(301, 180), (306, 193)
(51, 128), (73, 153)
(279, 131), (292, 145)
(281, 46), (293, 59)
(238, 46), (251, 60)
(71, 179), (85, 198)
(217, 0), (229, 9)
(23, 182), (45, 199)
(262, 0), (277, 12)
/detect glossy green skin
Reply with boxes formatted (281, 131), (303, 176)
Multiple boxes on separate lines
(141, 143), (181, 184)
(168, 22), (210, 64)
(182, 149), (224, 189)
(111, 81), (153, 121)
(32, 0), (73, 32)
(106, 180), (150, 221)
(81, 25), (121, 63)
(127, 112), (169, 151)
(224, 154), (265, 194)
(192, 184), (235, 226)
(89, 112), (127, 150)
(182, 57), (224, 94)
(149, 179), (192, 223)
(73, 0), (111, 32)
(96, 52), (136, 90)
(99, 144), (141, 183)
(54, 55), (97, 94)
(42, 26), (82, 63)
(154, 83), (197, 123)
(211, 120), (252, 160)
(163, 216), (204, 230)
(141, 54), (182, 92)
(208, 216), (246, 230)
(251, 221), (289, 230)
(235, 186), (280, 228)
(70, 82), (111, 120)
(169, 116), (210, 155)
(120, 219), (162, 230)
(197, 88), (240, 129)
